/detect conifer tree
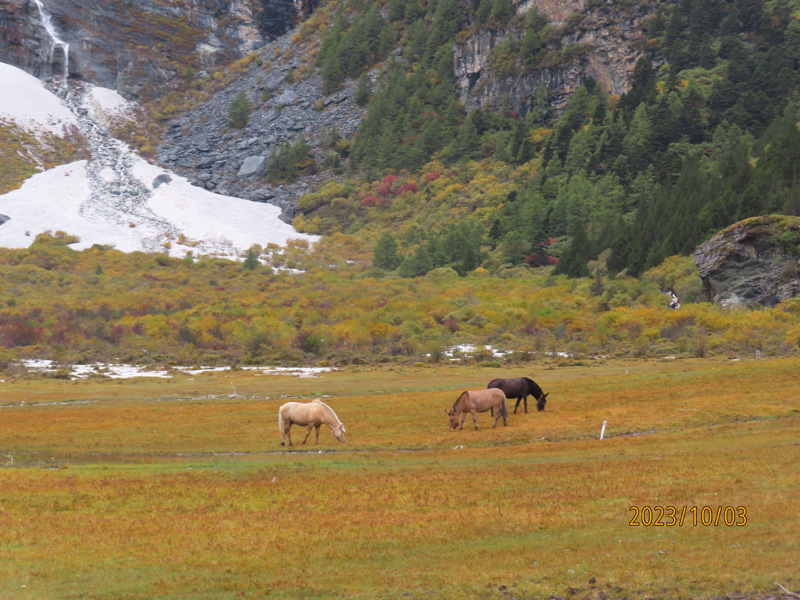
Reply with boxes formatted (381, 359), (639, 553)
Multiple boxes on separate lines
(374, 232), (402, 270)
(228, 91), (251, 129)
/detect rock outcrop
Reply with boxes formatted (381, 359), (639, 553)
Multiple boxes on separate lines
(156, 34), (366, 220)
(1, 0), (317, 99)
(454, 0), (658, 117)
(693, 215), (800, 308)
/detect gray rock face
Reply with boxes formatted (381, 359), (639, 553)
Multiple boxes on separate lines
(693, 216), (800, 308)
(0, 214), (10, 226)
(275, 90), (298, 107)
(454, 1), (659, 118)
(237, 156), (268, 177)
(1, 0), (319, 99)
(155, 32), (367, 218)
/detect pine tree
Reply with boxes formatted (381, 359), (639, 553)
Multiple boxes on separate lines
(228, 91), (251, 129)
(374, 232), (402, 270)
(355, 73), (372, 106)
(242, 248), (260, 272)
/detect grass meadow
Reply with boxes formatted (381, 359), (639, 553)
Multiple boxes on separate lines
(0, 358), (798, 600)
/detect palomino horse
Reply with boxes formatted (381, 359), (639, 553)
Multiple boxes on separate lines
(487, 376), (548, 413)
(447, 388), (508, 431)
(279, 399), (346, 446)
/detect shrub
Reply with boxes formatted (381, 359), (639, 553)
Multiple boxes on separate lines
(228, 91), (251, 129)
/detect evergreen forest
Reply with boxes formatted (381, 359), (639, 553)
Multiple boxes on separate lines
(299, 0), (800, 279)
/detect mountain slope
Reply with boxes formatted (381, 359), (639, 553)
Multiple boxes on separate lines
(0, 63), (316, 257)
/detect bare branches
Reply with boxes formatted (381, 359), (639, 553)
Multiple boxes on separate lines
(776, 582), (800, 600)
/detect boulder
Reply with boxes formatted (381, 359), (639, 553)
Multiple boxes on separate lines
(237, 156), (268, 177)
(693, 215), (800, 308)
(275, 90), (298, 107)
(152, 173), (172, 188)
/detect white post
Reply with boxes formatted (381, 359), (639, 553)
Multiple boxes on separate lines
(600, 421), (607, 440)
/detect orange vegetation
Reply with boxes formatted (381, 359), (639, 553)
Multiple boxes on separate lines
(0, 358), (798, 599)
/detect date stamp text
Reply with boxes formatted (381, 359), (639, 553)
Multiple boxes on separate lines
(629, 505), (747, 526)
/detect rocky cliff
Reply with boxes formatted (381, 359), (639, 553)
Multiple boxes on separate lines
(0, 0), (316, 99)
(454, 0), (660, 117)
(155, 34), (365, 220)
(693, 215), (800, 308)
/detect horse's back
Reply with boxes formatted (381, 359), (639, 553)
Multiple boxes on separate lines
(469, 388), (506, 410)
(488, 376), (522, 393)
(280, 401), (318, 425)
(487, 378), (504, 389)
(489, 376), (542, 397)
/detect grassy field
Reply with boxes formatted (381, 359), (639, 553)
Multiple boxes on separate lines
(0, 358), (798, 600)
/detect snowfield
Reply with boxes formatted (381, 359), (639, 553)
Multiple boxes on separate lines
(0, 62), (318, 259)
(0, 62), (78, 135)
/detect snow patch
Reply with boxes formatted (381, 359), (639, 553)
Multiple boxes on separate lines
(0, 63), (318, 259)
(86, 86), (136, 128)
(19, 360), (334, 380)
(0, 62), (77, 136)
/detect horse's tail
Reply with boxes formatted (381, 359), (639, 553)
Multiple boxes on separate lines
(278, 407), (285, 434)
(501, 398), (509, 420)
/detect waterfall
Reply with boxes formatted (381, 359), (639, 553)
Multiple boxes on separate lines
(32, 0), (69, 83)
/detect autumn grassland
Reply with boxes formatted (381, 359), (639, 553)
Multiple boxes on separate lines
(0, 358), (798, 599)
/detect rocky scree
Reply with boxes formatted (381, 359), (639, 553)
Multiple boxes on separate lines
(156, 34), (367, 223)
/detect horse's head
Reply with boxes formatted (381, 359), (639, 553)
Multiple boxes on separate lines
(333, 423), (346, 442)
(446, 409), (459, 431)
(537, 392), (548, 412)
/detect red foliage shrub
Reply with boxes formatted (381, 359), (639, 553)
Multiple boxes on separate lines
(1, 318), (40, 347)
(377, 182), (393, 196)
(525, 254), (559, 267)
(396, 182), (419, 195)
(361, 195), (380, 207)
(444, 317), (460, 333)
(382, 175), (400, 185)
(423, 172), (441, 183)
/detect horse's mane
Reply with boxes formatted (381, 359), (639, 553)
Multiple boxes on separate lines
(453, 391), (469, 410)
(313, 398), (343, 425)
(524, 377), (543, 397)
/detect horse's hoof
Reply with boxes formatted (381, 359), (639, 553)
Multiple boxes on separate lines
(280, 442), (285, 446)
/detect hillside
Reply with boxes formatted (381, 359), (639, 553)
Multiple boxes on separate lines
(0, 64), (317, 257)
(1, 0), (800, 367)
(129, 0), (800, 282)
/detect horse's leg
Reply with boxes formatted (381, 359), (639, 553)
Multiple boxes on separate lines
(302, 424), (314, 445)
(459, 411), (466, 430)
(314, 424), (321, 445)
(470, 409), (478, 430)
(514, 398), (522, 414)
(286, 424), (294, 447)
(523, 395), (528, 413)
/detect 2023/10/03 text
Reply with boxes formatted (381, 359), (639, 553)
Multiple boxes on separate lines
(629, 505), (747, 526)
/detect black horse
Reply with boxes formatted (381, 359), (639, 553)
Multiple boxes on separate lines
(487, 377), (548, 413)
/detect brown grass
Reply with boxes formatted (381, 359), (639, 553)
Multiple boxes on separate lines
(0, 358), (798, 599)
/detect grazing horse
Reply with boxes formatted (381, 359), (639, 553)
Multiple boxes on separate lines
(487, 377), (548, 413)
(279, 399), (346, 446)
(447, 388), (508, 431)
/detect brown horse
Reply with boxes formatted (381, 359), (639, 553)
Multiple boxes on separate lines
(446, 388), (508, 431)
(279, 399), (346, 446)
(487, 376), (548, 413)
